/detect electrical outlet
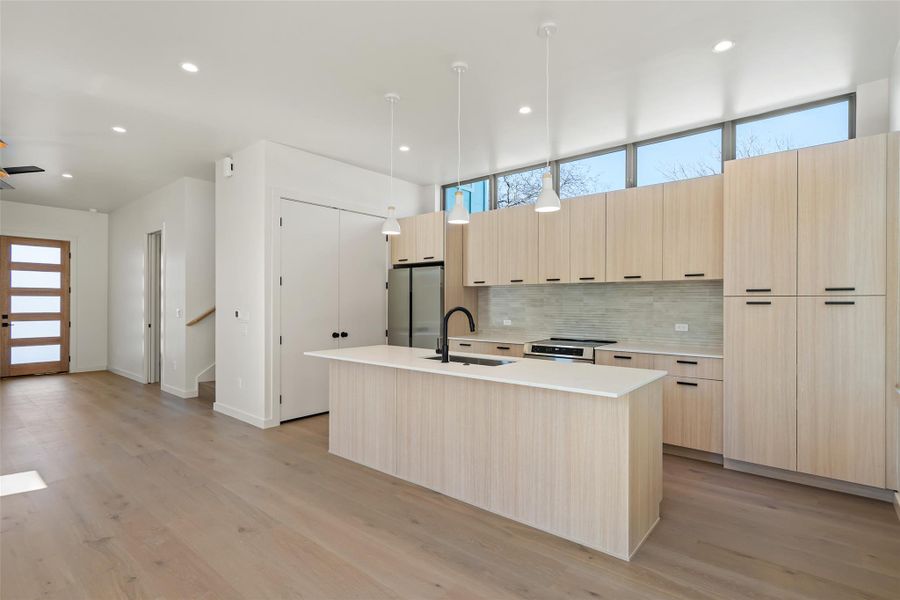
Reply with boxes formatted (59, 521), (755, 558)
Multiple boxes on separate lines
(675, 323), (689, 332)
(503, 319), (512, 326)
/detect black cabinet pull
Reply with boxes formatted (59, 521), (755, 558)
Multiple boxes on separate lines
(825, 301), (855, 305)
(331, 332), (339, 338)
(684, 273), (704, 278)
(676, 360), (698, 365)
(340, 331), (349, 338)
(1, 323), (8, 328)
(545, 278), (560, 282)
(676, 381), (699, 387)
(578, 277), (595, 281)
(613, 355), (632, 360)
(423, 256), (435, 260)
(510, 279), (523, 283)
(746, 288), (771, 292)
(397, 258), (408, 262)
(496, 346), (510, 350)
(459, 343), (472, 347)
(473, 280), (486, 284)
(623, 275), (642, 279)
(825, 287), (854, 292)
(746, 301), (771, 305)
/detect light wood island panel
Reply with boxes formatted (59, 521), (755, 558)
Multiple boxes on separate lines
(328, 360), (663, 560)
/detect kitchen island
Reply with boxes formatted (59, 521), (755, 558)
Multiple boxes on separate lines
(305, 345), (666, 560)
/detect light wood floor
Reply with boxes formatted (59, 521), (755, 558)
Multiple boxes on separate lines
(2, 371), (899, 600)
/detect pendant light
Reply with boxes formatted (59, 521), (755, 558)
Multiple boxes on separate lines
(382, 92), (402, 235)
(534, 22), (561, 213)
(447, 61), (470, 225)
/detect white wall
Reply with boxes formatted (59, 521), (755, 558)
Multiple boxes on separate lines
(214, 140), (432, 428)
(891, 41), (900, 132)
(856, 79), (890, 137)
(0, 200), (109, 372)
(108, 177), (214, 397)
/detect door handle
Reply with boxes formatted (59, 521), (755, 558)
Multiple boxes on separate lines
(623, 275), (642, 279)
(745, 288), (771, 293)
(676, 381), (698, 387)
(332, 332), (339, 338)
(676, 360), (698, 365)
(340, 331), (348, 338)
(684, 273), (704, 278)
(613, 355), (632, 360)
(1, 323), (8, 328)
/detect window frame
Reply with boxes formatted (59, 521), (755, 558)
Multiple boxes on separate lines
(493, 162), (552, 209)
(441, 175), (492, 213)
(557, 145), (628, 198)
(633, 123), (725, 187)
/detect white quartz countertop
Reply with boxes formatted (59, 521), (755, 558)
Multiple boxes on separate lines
(598, 341), (723, 359)
(305, 345), (666, 398)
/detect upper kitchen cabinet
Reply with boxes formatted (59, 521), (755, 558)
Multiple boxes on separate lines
(538, 201), (571, 283)
(606, 184), (663, 282)
(798, 135), (886, 296)
(568, 193), (606, 283)
(390, 215), (417, 265)
(662, 175), (723, 281)
(724, 150), (797, 296)
(415, 210), (445, 263)
(498, 205), (539, 285)
(390, 212), (445, 266)
(463, 210), (499, 286)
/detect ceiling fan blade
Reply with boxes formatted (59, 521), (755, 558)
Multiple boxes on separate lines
(0, 179), (14, 190)
(3, 166), (45, 175)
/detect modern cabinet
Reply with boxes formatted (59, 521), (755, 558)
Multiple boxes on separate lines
(798, 135), (886, 296)
(724, 151), (797, 296)
(594, 350), (655, 369)
(497, 205), (538, 285)
(391, 211), (444, 265)
(797, 296), (885, 487)
(538, 201), (571, 283)
(663, 377), (723, 454)
(448, 339), (525, 357)
(568, 193), (606, 283)
(663, 175), (723, 281)
(606, 185), (663, 282)
(463, 210), (499, 286)
(724, 296), (797, 471)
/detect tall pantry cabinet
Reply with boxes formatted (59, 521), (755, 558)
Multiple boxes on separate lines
(724, 134), (888, 488)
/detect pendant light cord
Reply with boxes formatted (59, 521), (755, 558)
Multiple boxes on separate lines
(389, 98), (394, 201)
(545, 29), (551, 170)
(457, 67), (462, 189)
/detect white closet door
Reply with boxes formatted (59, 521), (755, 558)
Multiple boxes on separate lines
(280, 200), (340, 421)
(338, 211), (387, 348)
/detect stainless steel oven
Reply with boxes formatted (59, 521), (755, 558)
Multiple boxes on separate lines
(524, 337), (616, 363)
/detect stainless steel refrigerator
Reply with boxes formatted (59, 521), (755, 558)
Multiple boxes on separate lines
(388, 265), (443, 350)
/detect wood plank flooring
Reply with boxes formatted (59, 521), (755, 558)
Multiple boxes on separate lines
(2, 371), (899, 599)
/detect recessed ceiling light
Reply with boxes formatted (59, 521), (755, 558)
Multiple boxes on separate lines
(519, 106), (532, 115)
(61, 173), (73, 178)
(181, 62), (199, 73)
(398, 145), (410, 152)
(712, 40), (735, 53)
(111, 126), (127, 133)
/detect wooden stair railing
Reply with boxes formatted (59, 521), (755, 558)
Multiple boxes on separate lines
(186, 307), (215, 326)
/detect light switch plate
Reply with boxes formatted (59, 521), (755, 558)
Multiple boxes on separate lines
(675, 323), (689, 332)
(175, 307), (183, 318)
(503, 319), (512, 326)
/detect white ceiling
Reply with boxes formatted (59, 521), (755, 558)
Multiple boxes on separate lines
(1, 1), (898, 212)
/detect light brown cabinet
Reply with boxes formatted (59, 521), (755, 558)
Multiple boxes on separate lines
(448, 339), (525, 357)
(663, 377), (723, 454)
(797, 296), (885, 487)
(724, 151), (798, 296)
(538, 202), (571, 283)
(390, 211), (444, 266)
(463, 210), (499, 286)
(568, 193), (606, 283)
(606, 185), (663, 282)
(663, 175), (723, 281)
(497, 205), (538, 285)
(798, 135), (886, 296)
(594, 350), (655, 369)
(724, 296), (797, 471)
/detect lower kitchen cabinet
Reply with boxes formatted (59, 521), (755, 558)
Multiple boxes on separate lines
(724, 297), (797, 471)
(594, 350), (656, 369)
(663, 376), (723, 453)
(797, 296), (885, 488)
(448, 339), (525, 357)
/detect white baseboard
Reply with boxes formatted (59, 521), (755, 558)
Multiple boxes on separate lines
(70, 365), (108, 374)
(161, 383), (197, 399)
(196, 363), (215, 384)
(213, 402), (278, 429)
(893, 492), (900, 523)
(108, 366), (145, 384)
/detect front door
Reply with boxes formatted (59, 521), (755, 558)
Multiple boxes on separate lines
(0, 236), (71, 377)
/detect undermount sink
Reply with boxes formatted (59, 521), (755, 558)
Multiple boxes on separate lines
(424, 355), (514, 367)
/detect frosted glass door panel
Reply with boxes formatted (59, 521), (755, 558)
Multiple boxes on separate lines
(10, 320), (61, 339)
(10, 244), (61, 264)
(11, 271), (60, 289)
(11, 344), (60, 364)
(10, 296), (61, 313)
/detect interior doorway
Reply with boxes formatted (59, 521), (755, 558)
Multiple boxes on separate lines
(145, 230), (162, 384)
(0, 236), (71, 377)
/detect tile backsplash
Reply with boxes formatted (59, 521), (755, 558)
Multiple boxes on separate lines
(477, 280), (723, 346)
